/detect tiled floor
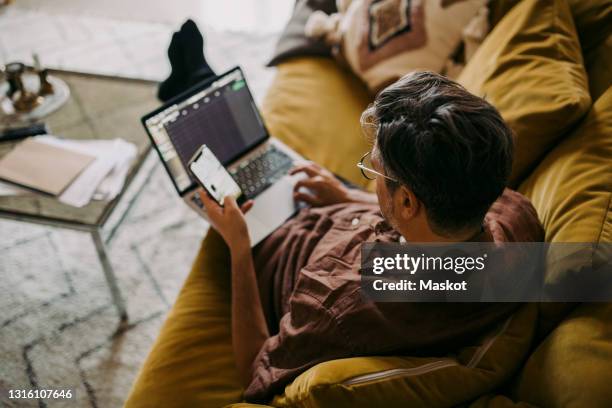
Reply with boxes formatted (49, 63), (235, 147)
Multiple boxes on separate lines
(0, 1), (291, 406)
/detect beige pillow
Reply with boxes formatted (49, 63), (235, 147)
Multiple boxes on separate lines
(307, 0), (486, 92)
(349, 0), (486, 92)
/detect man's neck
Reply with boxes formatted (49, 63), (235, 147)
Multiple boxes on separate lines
(400, 225), (484, 243)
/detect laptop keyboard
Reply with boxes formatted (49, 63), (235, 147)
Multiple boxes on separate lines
(190, 145), (293, 208)
(231, 145), (293, 198)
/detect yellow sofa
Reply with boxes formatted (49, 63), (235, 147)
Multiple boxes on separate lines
(125, 0), (611, 406)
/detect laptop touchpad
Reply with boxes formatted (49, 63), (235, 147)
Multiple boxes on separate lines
(245, 173), (304, 245)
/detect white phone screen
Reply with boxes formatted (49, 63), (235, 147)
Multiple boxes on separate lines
(189, 145), (243, 205)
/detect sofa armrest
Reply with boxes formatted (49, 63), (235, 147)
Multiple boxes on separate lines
(271, 305), (536, 407)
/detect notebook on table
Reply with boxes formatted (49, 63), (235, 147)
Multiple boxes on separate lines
(0, 137), (95, 195)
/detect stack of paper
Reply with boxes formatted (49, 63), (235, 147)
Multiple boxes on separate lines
(0, 135), (137, 207)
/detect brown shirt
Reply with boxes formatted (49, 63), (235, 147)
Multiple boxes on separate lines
(247, 188), (543, 402)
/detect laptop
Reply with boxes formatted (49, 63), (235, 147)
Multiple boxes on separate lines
(141, 67), (305, 246)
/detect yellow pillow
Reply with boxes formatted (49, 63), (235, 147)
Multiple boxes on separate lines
(518, 87), (612, 244)
(490, 0), (612, 54)
(518, 86), (611, 340)
(513, 303), (612, 407)
(584, 33), (612, 101)
(458, 0), (590, 185)
(271, 305), (537, 408)
(565, 0), (612, 53)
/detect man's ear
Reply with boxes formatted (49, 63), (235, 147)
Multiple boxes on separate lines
(393, 185), (420, 221)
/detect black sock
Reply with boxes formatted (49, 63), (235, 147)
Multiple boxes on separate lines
(157, 19), (217, 101)
(157, 19), (216, 102)
(179, 19), (216, 85)
(158, 32), (187, 102)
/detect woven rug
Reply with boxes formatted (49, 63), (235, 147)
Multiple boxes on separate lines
(1, 162), (206, 407)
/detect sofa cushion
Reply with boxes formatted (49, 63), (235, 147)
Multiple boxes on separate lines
(584, 33), (612, 101)
(262, 56), (373, 187)
(125, 231), (244, 408)
(269, 304), (537, 408)
(458, 0), (591, 185)
(513, 303), (612, 407)
(567, 0), (612, 53)
(518, 86), (612, 244)
(490, 0), (612, 55)
(518, 85), (611, 339)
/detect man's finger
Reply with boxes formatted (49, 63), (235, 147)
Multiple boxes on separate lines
(240, 199), (254, 214)
(312, 175), (326, 185)
(293, 191), (320, 206)
(223, 195), (241, 213)
(290, 162), (320, 177)
(199, 190), (221, 214)
(294, 178), (319, 192)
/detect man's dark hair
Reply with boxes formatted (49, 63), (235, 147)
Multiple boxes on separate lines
(364, 71), (514, 236)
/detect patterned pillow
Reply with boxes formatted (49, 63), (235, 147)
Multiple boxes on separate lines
(307, 0), (486, 92)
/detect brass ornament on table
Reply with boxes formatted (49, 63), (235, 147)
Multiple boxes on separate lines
(3, 56), (52, 113)
(11, 74), (43, 113)
(0, 54), (70, 127)
(38, 69), (54, 96)
(34, 54), (54, 97)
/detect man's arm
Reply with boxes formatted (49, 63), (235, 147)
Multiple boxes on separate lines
(229, 240), (269, 386)
(198, 191), (268, 386)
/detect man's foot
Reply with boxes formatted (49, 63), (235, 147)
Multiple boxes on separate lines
(157, 19), (216, 102)
(158, 32), (186, 102)
(180, 19), (216, 86)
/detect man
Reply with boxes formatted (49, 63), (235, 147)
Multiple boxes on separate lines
(201, 71), (544, 402)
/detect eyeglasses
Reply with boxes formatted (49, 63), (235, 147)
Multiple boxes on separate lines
(357, 151), (398, 182)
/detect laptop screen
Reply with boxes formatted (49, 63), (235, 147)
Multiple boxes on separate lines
(143, 68), (267, 194)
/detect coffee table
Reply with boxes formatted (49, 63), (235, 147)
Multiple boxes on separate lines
(0, 70), (159, 329)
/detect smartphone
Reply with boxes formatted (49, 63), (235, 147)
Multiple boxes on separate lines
(188, 145), (245, 206)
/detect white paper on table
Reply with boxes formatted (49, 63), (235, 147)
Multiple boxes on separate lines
(35, 136), (137, 207)
(93, 155), (132, 200)
(0, 136), (137, 206)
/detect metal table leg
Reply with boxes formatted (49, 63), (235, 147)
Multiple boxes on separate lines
(92, 228), (128, 330)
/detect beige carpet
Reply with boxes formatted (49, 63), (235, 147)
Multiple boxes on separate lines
(1, 159), (209, 407)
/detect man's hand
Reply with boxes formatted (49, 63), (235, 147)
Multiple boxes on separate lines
(290, 161), (378, 206)
(290, 162), (353, 206)
(199, 190), (254, 251)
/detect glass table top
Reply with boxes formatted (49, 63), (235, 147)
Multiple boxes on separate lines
(0, 71), (159, 227)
